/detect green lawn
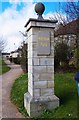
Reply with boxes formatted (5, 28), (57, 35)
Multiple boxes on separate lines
(11, 72), (79, 119)
(10, 73), (28, 117)
(0, 58), (11, 75)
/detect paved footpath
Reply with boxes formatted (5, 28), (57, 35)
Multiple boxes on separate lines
(0, 59), (24, 119)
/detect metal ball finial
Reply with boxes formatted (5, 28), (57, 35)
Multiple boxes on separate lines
(35, 2), (45, 20)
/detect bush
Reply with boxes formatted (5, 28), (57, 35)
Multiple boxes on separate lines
(73, 47), (79, 70)
(19, 43), (28, 73)
(54, 42), (71, 70)
(12, 57), (20, 64)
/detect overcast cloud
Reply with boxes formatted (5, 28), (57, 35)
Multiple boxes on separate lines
(0, 2), (37, 52)
(0, 1), (67, 52)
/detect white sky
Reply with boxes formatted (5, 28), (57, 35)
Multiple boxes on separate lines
(0, 1), (68, 52)
(0, 2), (36, 52)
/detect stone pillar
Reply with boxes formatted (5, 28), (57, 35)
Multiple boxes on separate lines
(24, 18), (59, 117)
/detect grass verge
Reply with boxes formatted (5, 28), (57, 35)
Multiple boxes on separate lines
(11, 72), (78, 119)
(10, 73), (28, 117)
(0, 58), (11, 75)
(41, 73), (78, 119)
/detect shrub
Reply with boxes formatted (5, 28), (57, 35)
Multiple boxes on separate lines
(12, 57), (20, 64)
(20, 43), (28, 73)
(54, 42), (71, 70)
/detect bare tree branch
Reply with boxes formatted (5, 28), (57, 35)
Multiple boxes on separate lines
(0, 36), (6, 54)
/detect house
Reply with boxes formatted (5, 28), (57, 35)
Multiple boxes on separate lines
(54, 19), (79, 47)
(2, 53), (10, 59)
(54, 19), (79, 66)
(10, 49), (21, 58)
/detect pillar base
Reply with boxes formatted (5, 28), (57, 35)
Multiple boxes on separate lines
(24, 92), (59, 117)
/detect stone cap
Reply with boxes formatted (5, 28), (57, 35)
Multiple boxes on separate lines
(24, 18), (58, 31)
(25, 18), (57, 27)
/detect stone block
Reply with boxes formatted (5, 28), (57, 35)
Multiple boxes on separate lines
(28, 42), (37, 51)
(51, 46), (54, 51)
(47, 66), (54, 73)
(27, 28), (33, 36)
(52, 74), (54, 80)
(28, 65), (33, 73)
(40, 58), (54, 66)
(32, 27), (40, 35)
(32, 34), (38, 43)
(28, 34), (37, 43)
(39, 73), (53, 80)
(34, 81), (47, 89)
(32, 42), (37, 50)
(33, 73), (39, 81)
(28, 42), (32, 51)
(33, 51), (38, 57)
(40, 88), (54, 96)
(34, 89), (40, 97)
(51, 31), (54, 37)
(50, 50), (54, 56)
(28, 86), (33, 96)
(28, 50), (32, 58)
(28, 58), (33, 65)
(47, 100), (59, 110)
(38, 27), (51, 32)
(28, 50), (37, 58)
(27, 36), (31, 43)
(47, 81), (54, 88)
(36, 22), (56, 28)
(26, 21), (36, 31)
(33, 66), (47, 73)
(28, 75), (33, 87)
(24, 92), (59, 117)
(28, 78), (33, 88)
(33, 58), (39, 65)
(28, 54), (54, 59)
(28, 72), (32, 79)
(51, 38), (54, 44)
(46, 95), (59, 110)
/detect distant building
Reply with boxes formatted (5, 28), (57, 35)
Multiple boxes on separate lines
(2, 53), (10, 59)
(2, 48), (22, 59)
(10, 49), (21, 58)
(54, 19), (79, 48)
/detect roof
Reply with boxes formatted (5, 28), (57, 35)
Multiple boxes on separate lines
(2, 53), (10, 55)
(55, 19), (79, 37)
(11, 49), (21, 54)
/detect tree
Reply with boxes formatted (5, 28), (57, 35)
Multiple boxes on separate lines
(62, 1), (79, 70)
(63, 1), (79, 21)
(19, 31), (27, 72)
(55, 42), (71, 69)
(20, 41), (28, 73)
(73, 47), (79, 69)
(53, 1), (79, 70)
(0, 36), (6, 55)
